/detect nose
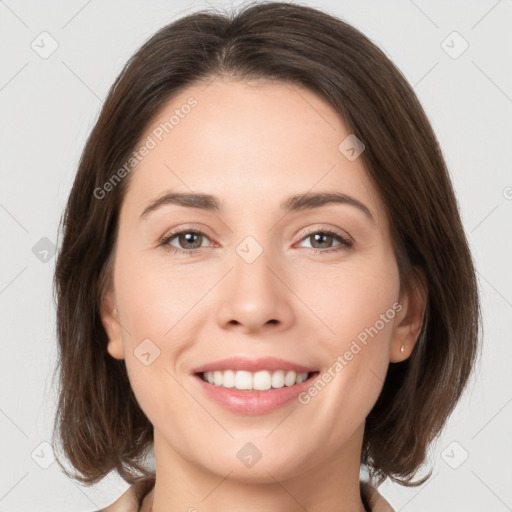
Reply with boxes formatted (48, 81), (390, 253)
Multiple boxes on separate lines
(215, 243), (295, 335)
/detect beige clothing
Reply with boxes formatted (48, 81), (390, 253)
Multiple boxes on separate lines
(98, 476), (395, 512)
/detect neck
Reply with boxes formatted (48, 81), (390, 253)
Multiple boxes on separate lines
(148, 424), (367, 512)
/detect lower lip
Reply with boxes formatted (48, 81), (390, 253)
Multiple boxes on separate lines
(192, 373), (319, 415)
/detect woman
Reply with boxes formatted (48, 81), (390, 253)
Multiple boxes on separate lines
(52, 2), (481, 511)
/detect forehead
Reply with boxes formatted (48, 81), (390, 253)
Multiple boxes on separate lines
(122, 78), (387, 225)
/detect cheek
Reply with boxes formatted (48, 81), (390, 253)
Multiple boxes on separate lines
(116, 259), (202, 424)
(292, 267), (399, 439)
(300, 256), (400, 341)
(111, 254), (204, 414)
(299, 255), (400, 401)
(113, 252), (207, 346)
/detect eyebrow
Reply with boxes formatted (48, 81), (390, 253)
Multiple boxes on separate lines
(139, 191), (375, 223)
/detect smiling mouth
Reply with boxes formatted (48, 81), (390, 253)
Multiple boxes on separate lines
(196, 370), (319, 391)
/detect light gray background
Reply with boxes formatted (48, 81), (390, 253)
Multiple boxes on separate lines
(1, 0), (511, 510)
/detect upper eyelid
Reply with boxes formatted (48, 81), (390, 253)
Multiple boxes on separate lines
(162, 225), (216, 244)
(297, 225), (351, 240)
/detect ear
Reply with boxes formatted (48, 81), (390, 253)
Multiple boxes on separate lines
(100, 287), (125, 360)
(389, 268), (428, 363)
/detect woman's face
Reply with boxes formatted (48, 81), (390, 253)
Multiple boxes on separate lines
(102, 78), (417, 483)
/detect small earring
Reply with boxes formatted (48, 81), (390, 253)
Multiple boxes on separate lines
(400, 344), (405, 354)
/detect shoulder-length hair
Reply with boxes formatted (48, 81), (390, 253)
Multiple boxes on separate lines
(52, 0), (481, 487)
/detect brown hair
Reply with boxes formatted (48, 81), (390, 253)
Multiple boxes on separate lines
(52, 0), (481, 488)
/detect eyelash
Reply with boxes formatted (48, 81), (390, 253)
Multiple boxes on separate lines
(159, 227), (353, 256)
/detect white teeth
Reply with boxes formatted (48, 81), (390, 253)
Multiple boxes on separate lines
(222, 370), (235, 388)
(295, 372), (308, 384)
(271, 370), (285, 388)
(213, 371), (223, 386)
(235, 370), (253, 390)
(253, 370), (272, 391)
(202, 369), (310, 390)
(284, 371), (297, 386)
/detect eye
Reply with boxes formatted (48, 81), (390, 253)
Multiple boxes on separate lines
(159, 227), (352, 256)
(160, 229), (212, 255)
(296, 228), (352, 254)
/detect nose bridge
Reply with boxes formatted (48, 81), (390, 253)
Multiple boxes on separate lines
(233, 232), (279, 304)
(215, 231), (294, 332)
(234, 232), (274, 288)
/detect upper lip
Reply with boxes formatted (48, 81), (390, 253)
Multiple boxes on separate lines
(191, 356), (316, 374)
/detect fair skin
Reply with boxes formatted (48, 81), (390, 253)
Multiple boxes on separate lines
(101, 78), (427, 512)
